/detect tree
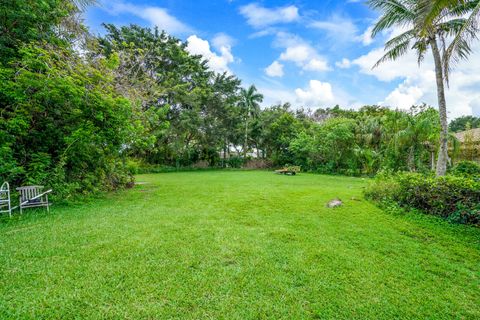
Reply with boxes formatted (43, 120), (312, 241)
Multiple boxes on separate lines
(0, 0), (96, 64)
(393, 106), (440, 171)
(239, 85), (263, 159)
(449, 115), (480, 132)
(368, 0), (476, 176)
(0, 42), (133, 198)
(417, 0), (480, 75)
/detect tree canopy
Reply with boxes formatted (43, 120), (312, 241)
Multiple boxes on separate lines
(0, 0), (478, 200)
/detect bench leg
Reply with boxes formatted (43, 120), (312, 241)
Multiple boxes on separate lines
(46, 195), (50, 213)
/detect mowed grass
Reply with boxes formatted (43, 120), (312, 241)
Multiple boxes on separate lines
(0, 171), (479, 319)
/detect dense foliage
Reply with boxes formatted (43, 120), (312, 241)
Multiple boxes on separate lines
(365, 168), (480, 225)
(0, 0), (479, 208)
(451, 160), (480, 178)
(449, 115), (480, 132)
(273, 105), (442, 175)
(368, 0), (479, 176)
(0, 43), (133, 199)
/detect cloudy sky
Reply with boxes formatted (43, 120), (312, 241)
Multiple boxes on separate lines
(85, 0), (480, 119)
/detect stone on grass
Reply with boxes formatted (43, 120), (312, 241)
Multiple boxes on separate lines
(327, 198), (343, 208)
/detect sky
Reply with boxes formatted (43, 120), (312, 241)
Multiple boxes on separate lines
(85, 0), (480, 119)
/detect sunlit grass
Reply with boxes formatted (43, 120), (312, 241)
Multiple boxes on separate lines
(1, 171), (479, 319)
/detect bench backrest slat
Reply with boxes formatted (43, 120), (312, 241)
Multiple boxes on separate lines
(17, 186), (44, 201)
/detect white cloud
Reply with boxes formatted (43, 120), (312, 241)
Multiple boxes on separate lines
(351, 26), (480, 118)
(309, 15), (358, 43)
(336, 58), (352, 69)
(471, 100), (480, 116)
(280, 45), (313, 63)
(258, 86), (297, 107)
(186, 35), (234, 74)
(212, 33), (235, 51)
(274, 32), (331, 73)
(265, 61), (284, 77)
(103, 1), (191, 34)
(352, 46), (423, 82)
(381, 81), (425, 109)
(310, 16), (376, 46)
(249, 28), (278, 39)
(295, 80), (335, 106)
(304, 58), (330, 72)
(359, 25), (374, 46)
(239, 3), (299, 28)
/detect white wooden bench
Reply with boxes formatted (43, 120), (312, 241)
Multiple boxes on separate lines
(17, 186), (52, 214)
(0, 182), (12, 217)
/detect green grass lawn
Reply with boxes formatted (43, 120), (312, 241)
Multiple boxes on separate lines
(1, 171), (479, 319)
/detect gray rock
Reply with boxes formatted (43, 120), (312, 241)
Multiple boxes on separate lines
(327, 199), (343, 208)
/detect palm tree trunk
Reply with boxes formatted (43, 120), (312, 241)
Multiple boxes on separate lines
(243, 108), (249, 159)
(431, 38), (448, 176)
(408, 146), (415, 171)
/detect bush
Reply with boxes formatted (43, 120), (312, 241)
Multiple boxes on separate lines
(226, 157), (244, 168)
(365, 172), (480, 226)
(451, 161), (480, 178)
(364, 171), (400, 203)
(448, 204), (480, 225)
(125, 158), (142, 175)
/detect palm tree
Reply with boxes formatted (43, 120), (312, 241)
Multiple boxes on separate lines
(368, 0), (476, 176)
(417, 0), (479, 76)
(394, 107), (439, 171)
(239, 85), (263, 159)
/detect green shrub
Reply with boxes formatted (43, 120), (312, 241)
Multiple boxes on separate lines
(365, 172), (480, 226)
(364, 172), (399, 203)
(448, 204), (480, 225)
(226, 157), (244, 168)
(125, 158), (142, 175)
(451, 161), (480, 178)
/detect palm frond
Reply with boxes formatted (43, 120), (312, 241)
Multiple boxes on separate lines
(384, 28), (416, 50)
(368, 0), (416, 37)
(444, 2), (480, 76)
(413, 40), (429, 64)
(444, 0), (479, 19)
(373, 36), (411, 68)
(416, 0), (456, 29)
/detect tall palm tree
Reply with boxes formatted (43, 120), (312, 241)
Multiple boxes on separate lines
(368, 0), (476, 175)
(417, 0), (479, 77)
(239, 85), (263, 159)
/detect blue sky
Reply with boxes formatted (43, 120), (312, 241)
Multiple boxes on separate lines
(85, 0), (480, 119)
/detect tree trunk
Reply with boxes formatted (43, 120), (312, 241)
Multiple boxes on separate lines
(243, 109), (249, 159)
(223, 139), (227, 168)
(431, 38), (448, 176)
(408, 146), (415, 172)
(431, 151), (436, 171)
